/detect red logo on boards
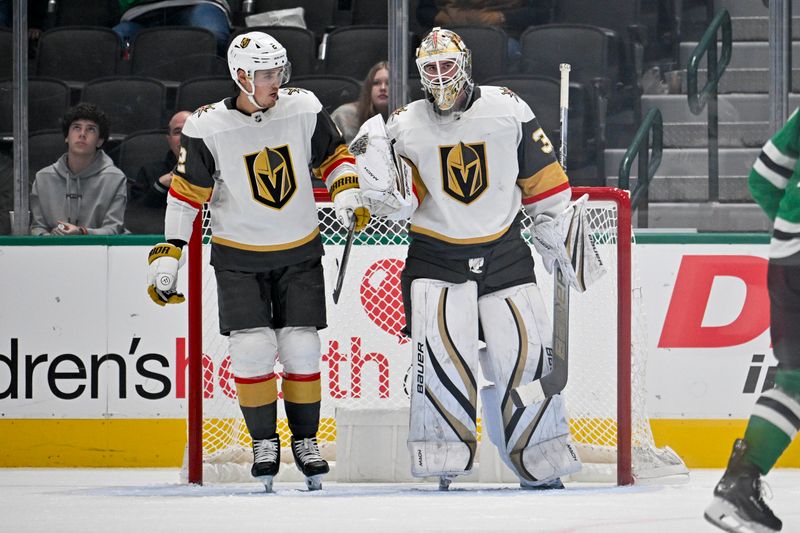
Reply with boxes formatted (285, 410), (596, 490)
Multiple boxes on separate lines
(658, 255), (769, 348)
(359, 258), (409, 344)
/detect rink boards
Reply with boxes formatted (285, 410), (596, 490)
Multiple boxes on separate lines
(1, 233), (799, 468)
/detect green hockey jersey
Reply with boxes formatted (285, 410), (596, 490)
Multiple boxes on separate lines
(749, 108), (800, 261)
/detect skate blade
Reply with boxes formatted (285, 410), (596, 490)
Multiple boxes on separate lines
(256, 475), (275, 493)
(520, 478), (565, 490)
(703, 497), (779, 533)
(305, 474), (324, 491)
(438, 476), (453, 491)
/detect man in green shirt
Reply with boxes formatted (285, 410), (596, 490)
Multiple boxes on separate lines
(705, 110), (800, 533)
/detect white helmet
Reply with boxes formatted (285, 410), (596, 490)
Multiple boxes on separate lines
(415, 27), (473, 114)
(227, 32), (292, 108)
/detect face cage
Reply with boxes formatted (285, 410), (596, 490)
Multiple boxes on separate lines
(416, 53), (470, 111)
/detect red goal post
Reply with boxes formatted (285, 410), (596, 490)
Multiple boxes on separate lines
(185, 186), (685, 486)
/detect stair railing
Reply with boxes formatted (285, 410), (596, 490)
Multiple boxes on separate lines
(618, 107), (663, 227)
(687, 8), (732, 201)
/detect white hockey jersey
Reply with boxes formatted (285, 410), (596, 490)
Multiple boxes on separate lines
(386, 86), (571, 247)
(165, 88), (357, 270)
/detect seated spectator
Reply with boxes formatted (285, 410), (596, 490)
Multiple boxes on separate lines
(416, 0), (551, 61)
(114, 0), (231, 55)
(30, 103), (127, 236)
(331, 61), (389, 144)
(125, 109), (190, 234)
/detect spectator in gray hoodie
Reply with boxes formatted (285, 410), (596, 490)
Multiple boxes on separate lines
(30, 103), (127, 236)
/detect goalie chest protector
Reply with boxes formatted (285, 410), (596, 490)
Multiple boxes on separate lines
(387, 86), (535, 245)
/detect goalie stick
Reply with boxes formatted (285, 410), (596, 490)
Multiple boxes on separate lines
(511, 63), (572, 408)
(332, 216), (356, 304)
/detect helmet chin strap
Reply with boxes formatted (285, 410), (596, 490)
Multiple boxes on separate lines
(235, 76), (268, 111)
(247, 92), (266, 110)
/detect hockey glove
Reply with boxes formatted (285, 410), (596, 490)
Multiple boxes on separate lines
(333, 187), (371, 232)
(531, 194), (606, 292)
(147, 243), (186, 306)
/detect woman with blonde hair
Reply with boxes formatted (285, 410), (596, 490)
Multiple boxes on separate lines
(332, 61), (389, 143)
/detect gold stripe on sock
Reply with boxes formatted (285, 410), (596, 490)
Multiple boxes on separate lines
(282, 377), (322, 404)
(235, 376), (278, 408)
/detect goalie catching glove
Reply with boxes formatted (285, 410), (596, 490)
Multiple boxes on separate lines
(147, 243), (186, 306)
(531, 194), (606, 292)
(349, 114), (413, 220)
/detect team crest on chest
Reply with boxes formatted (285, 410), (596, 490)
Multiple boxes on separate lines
(438, 142), (488, 204)
(243, 144), (297, 209)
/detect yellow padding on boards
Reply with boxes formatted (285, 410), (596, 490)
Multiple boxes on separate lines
(5, 418), (800, 467)
(649, 419), (800, 468)
(0, 419), (186, 467)
(281, 378), (321, 404)
(235, 377), (278, 408)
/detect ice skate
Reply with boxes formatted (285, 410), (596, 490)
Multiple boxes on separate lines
(251, 436), (280, 493)
(520, 477), (565, 490)
(291, 437), (329, 491)
(704, 439), (782, 532)
(438, 475), (454, 491)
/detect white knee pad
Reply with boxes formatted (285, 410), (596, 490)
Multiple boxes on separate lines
(228, 327), (278, 378)
(478, 283), (553, 388)
(407, 278), (480, 478)
(276, 326), (321, 375)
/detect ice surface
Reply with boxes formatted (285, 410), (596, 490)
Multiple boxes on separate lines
(1, 468), (798, 532)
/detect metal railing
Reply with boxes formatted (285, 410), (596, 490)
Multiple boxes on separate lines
(618, 107), (663, 227)
(686, 8), (732, 202)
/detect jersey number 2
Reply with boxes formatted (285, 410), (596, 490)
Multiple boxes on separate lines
(176, 147), (187, 175)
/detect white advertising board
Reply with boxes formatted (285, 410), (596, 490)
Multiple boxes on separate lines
(0, 242), (776, 420)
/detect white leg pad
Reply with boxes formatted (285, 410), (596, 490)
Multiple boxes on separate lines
(481, 383), (580, 484)
(228, 327), (279, 378)
(479, 384), (517, 473)
(478, 284), (581, 484)
(276, 326), (322, 374)
(477, 283), (553, 386)
(407, 278), (480, 478)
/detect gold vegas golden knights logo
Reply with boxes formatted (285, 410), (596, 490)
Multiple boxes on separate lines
(438, 141), (488, 204)
(239, 37), (251, 48)
(243, 145), (297, 209)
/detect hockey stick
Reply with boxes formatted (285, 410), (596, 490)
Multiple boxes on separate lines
(511, 63), (572, 408)
(332, 216), (356, 304)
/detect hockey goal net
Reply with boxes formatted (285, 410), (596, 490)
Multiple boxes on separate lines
(183, 186), (687, 485)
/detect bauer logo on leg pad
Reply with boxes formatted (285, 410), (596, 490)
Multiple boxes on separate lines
(416, 341), (425, 394)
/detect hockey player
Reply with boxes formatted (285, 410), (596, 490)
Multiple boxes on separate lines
(704, 110), (800, 532)
(144, 32), (370, 492)
(377, 27), (583, 489)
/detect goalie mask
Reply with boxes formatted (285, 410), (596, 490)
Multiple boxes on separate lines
(228, 31), (292, 109)
(416, 27), (473, 114)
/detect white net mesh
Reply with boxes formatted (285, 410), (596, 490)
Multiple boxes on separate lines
(182, 189), (687, 483)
